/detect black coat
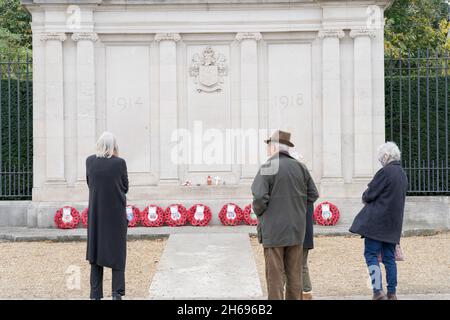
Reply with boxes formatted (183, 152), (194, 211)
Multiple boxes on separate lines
(86, 155), (129, 270)
(252, 151), (319, 247)
(349, 161), (408, 244)
(304, 202), (315, 249)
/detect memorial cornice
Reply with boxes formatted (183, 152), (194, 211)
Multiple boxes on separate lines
(154, 33), (181, 42)
(235, 32), (263, 42)
(72, 32), (99, 42)
(318, 29), (345, 39)
(349, 29), (377, 39)
(40, 32), (67, 41)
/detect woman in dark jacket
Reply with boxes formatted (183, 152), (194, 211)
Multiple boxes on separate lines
(350, 142), (408, 301)
(86, 132), (129, 300)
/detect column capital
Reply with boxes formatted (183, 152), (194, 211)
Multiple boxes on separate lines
(235, 32), (262, 42)
(40, 32), (67, 42)
(318, 29), (345, 39)
(349, 29), (376, 39)
(71, 32), (98, 42)
(154, 33), (181, 42)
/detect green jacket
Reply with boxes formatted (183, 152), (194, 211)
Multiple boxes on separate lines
(251, 151), (319, 247)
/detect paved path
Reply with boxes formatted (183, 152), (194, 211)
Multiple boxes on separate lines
(149, 233), (263, 299)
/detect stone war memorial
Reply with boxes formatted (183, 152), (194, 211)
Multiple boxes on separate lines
(4, 0), (445, 229)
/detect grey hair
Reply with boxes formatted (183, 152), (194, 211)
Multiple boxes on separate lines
(377, 141), (401, 166)
(96, 132), (119, 158)
(271, 141), (290, 153)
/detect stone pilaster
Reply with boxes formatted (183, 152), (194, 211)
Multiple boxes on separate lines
(156, 33), (181, 183)
(72, 32), (98, 182)
(40, 32), (67, 182)
(236, 32), (262, 179)
(350, 29), (376, 177)
(318, 29), (344, 181)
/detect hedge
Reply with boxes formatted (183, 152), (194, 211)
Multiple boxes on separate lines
(386, 75), (449, 194)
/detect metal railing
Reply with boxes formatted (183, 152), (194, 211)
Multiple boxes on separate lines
(386, 49), (449, 195)
(0, 53), (33, 200)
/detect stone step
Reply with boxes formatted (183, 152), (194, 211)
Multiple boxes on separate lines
(0, 225), (442, 242)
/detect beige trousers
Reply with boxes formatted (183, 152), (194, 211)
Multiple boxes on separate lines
(264, 245), (303, 300)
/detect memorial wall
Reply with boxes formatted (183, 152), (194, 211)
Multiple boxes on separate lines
(21, 0), (391, 226)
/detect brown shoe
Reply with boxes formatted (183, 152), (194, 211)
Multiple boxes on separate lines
(302, 291), (313, 300)
(372, 291), (388, 300)
(387, 293), (398, 300)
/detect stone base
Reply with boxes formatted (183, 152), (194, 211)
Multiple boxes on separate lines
(0, 201), (29, 227)
(1, 189), (449, 229)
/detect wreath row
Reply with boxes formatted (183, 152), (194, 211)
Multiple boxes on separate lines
(55, 201), (340, 229)
(54, 203), (258, 229)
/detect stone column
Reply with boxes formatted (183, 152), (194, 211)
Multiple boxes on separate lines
(350, 29), (376, 177)
(236, 32), (262, 179)
(156, 33), (181, 183)
(40, 32), (66, 182)
(318, 29), (344, 181)
(72, 32), (98, 182)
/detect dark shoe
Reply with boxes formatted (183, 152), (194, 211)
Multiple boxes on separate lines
(112, 294), (122, 300)
(90, 297), (101, 300)
(372, 291), (388, 300)
(387, 293), (398, 300)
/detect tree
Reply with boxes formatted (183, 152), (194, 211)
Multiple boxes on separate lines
(0, 0), (31, 61)
(384, 0), (450, 57)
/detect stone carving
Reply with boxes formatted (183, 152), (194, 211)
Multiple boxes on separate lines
(189, 46), (228, 93)
(40, 32), (67, 42)
(235, 32), (262, 41)
(349, 29), (377, 39)
(154, 33), (181, 42)
(317, 29), (345, 39)
(71, 32), (98, 42)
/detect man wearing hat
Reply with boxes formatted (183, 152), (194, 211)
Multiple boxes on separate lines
(251, 130), (319, 300)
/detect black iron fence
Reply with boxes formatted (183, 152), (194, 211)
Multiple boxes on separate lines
(0, 53), (33, 200)
(386, 49), (449, 195)
(0, 49), (448, 199)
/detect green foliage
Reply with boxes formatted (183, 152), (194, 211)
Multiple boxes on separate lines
(385, 0), (450, 57)
(0, 78), (32, 199)
(386, 74), (450, 194)
(0, 0), (32, 61)
(0, 78), (33, 171)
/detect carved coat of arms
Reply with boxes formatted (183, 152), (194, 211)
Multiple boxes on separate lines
(189, 46), (228, 93)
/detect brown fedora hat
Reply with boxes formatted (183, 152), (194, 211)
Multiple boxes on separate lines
(264, 130), (295, 147)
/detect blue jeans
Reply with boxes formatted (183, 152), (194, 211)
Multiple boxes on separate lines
(364, 238), (397, 294)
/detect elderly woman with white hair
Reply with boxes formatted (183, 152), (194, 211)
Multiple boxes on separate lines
(86, 132), (128, 300)
(350, 142), (408, 300)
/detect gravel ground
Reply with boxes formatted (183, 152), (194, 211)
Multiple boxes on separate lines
(1, 234), (449, 299)
(250, 233), (450, 298)
(0, 239), (166, 299)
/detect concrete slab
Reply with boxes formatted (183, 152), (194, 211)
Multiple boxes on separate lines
(0, 224), (445, 242)
(149, 233), (263, 299)
(0, 226), (256, 242)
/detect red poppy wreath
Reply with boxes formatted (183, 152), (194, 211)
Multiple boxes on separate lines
(243, 204), (258, 226)
(313, 201), (340, 226)
(140, 205), (165, 227)
(219, 203), (243, 226)
(164, 204), (188, 227)
(54, 206), (80, 229)
(187, 204), (212, 227)
(81, 208), (89, 228)
(126, 205), (141, 227)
